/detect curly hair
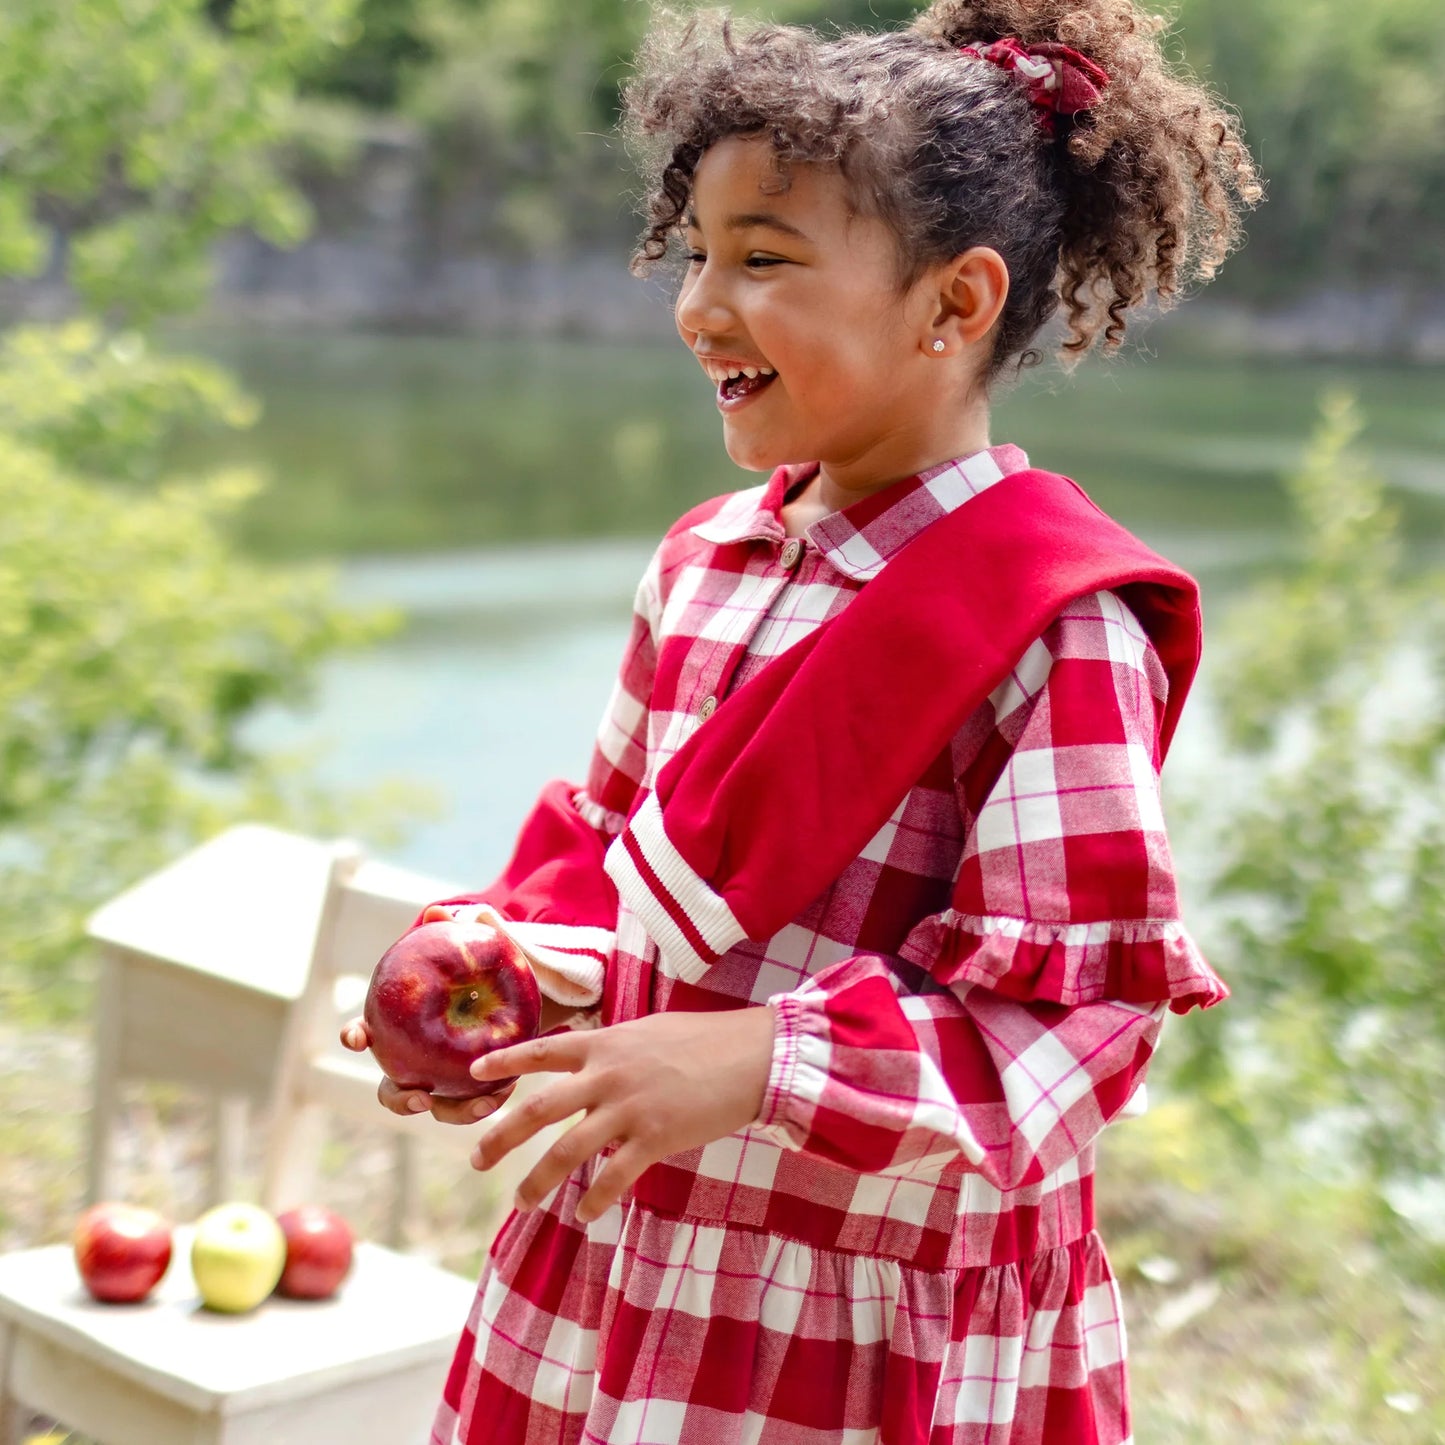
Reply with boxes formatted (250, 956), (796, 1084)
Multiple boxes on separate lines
(621, 1), (1263, 377)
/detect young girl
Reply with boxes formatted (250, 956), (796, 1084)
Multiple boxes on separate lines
(344, 2), (1260, 1440)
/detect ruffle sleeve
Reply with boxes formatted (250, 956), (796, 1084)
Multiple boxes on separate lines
(750, 593), (1226, 1182)
(899, 909), (1228, 1015)
(921, 589), (1228, 1015)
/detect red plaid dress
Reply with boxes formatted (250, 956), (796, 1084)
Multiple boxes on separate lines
(430, 444), (1227, 1445)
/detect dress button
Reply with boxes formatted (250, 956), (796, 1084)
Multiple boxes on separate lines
(780, 538), (804, 570)
(697, 694), (718, 721)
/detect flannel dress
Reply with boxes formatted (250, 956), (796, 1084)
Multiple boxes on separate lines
(429, 443), (1227, 1445)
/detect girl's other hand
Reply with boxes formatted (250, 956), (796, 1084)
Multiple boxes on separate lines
(467, 1006), (775, 1224)
(339, 1016), (515, 1124)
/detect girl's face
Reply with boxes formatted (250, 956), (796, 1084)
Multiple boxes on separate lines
(675, 134), (990, 493)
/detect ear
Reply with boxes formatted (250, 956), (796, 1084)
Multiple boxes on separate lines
(925, 247), (1010, 354)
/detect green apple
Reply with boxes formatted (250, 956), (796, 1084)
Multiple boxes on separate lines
(190, 1203), (286, 1313)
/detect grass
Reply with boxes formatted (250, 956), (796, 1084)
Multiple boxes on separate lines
(3, 1022), (1442, 1442)
(1096, 1099), (1445, 1441)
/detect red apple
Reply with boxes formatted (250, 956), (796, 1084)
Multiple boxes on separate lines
(73, 1202), (172, 1304)
(364, 918), (541, 1098)
(275, 1205), (354, 1300)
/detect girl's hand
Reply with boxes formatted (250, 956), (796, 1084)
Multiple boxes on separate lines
(339, 904), (578, 1125)
(339, 1016), (516, 1124)
(468, 1006), (775, 1223)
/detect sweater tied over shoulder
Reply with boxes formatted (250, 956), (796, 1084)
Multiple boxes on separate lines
(427, 463), (1223, 1022)
(601, 467), (1205, 993)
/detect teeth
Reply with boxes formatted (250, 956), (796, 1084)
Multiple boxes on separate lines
(700, 359), (776, 383)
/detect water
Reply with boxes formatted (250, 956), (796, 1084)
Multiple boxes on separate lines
(282, 541), (658, 886)
(164, 328), (1445, 887)
(169, 327), (1445, 559)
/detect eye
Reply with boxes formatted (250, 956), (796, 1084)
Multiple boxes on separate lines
(685, 251), (706, 265)
(745, 256), (786, 269)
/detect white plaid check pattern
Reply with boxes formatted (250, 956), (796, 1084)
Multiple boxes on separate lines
(431, 446), (1222, 1444)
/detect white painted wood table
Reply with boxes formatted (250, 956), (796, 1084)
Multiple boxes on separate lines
(0, 1230), (476, 1445)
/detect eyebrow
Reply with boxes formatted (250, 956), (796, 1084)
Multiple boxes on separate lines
(684, 209), (812, 242)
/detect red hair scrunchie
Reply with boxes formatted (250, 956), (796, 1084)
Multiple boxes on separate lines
(959, 38), (1110, 136)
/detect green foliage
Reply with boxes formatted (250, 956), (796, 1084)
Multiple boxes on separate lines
(0, 326), (412, 1022)
(398, 0), (655, 251)
(1178, 393), (1445, 1260)
(0, 2), (427, 1023)
(11, 0), (1435, 297)
(1173, 0), (1445, 293)
(0, 321), (258, 485)
(301, 0), (441, 109)
(0, 0), (362, 320)
(295, 0), (1445, 293)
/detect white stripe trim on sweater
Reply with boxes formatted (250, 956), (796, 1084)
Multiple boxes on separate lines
(449, 905), (609, 1010)
(503, 924), (608, 1009)
(604, 792), (747, 981)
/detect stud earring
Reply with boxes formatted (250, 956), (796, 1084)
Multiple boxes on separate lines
(931, 339), (946, 353)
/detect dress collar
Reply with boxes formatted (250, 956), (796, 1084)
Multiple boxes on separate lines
(688, 444), (1033, 581)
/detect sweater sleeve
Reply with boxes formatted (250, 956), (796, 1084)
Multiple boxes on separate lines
(752, 591), (1227, 1189)
(421, 546), (663, 1010)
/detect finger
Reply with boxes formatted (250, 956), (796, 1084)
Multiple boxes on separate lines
(377, 1077), (433, 1117)
(575, 1141), (652, 1225)
(505, 1110), (620, 1214)
(429, 1088), (513, 1125)
(420, 903), (491, 925)
(340, 1018), (370, 1052)
(471, 1029), (589, 1084)
(470, 1075), (593, 1173)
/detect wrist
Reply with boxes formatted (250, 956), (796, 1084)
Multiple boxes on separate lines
(735, 1004), (777, 1126)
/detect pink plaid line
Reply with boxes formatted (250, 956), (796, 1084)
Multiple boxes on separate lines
(610, 1237), (901, 1309)
(755, 921), (839, 990)
(632, 1225), (699, 1442)
(481, 1314), (587, 1380)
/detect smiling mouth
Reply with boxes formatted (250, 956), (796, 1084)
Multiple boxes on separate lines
(719, 371), (776, 404)
(699, 357), (778, 406)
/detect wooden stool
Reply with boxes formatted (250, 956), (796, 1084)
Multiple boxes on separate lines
(0, 1228), (475, 1445)
(82, 821), (575, 1266)
(83, 824), (464, 1244)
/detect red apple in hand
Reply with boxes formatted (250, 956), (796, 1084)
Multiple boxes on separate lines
(364, 918), (541, 1098)
(276, 1205), (354, 1300)
(73, 1203), (173, 1304)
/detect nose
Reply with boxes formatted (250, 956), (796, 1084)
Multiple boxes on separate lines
(674, 258), (733, 342)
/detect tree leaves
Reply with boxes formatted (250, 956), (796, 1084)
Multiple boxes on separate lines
(1185, 391), (1445, 1243)
(0, 0), (362, 321)
(0, 1), (420, 1023)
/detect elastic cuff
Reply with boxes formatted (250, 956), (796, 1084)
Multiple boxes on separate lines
(901, 909), (1230, 1014)
(498, 918), (608, 1009)
(753, 993), (805, 1149)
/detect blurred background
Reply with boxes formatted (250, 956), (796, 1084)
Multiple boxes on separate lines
(1, 1), (1442, 1438)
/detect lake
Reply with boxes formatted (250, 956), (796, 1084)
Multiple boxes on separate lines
(165, 327), (1445, 893)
